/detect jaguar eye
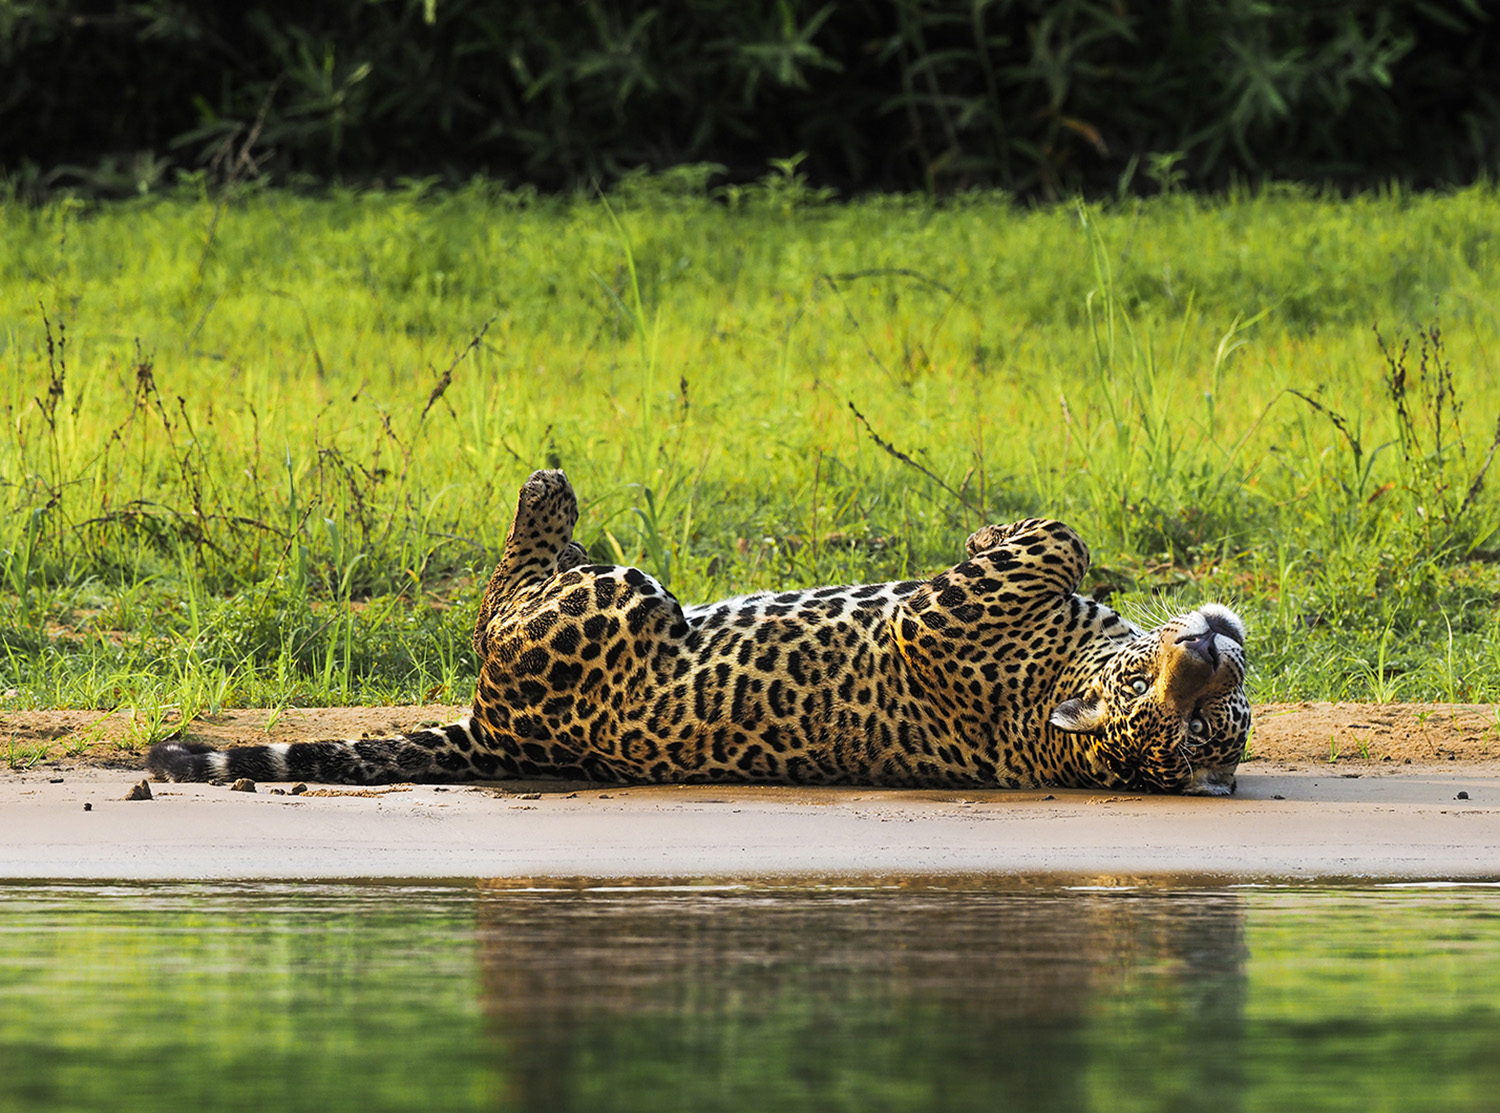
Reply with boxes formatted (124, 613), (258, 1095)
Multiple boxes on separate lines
(1189, 717), (1206, 735)
(1129, 678), (1149, 697)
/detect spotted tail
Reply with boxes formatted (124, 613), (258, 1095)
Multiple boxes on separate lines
(145, 718), (492, 785)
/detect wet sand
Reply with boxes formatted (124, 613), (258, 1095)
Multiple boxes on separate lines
(4, 762), (1498, 882)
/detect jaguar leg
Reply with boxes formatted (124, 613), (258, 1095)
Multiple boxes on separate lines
(473, 470), (582, 657)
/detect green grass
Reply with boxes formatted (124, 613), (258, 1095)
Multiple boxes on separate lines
(4, 173), (1500, 734)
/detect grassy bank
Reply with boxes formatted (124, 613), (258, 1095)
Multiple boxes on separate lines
(4, 176), (1500, 753)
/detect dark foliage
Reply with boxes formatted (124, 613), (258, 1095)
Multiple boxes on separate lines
(2, 0), (1497, 198)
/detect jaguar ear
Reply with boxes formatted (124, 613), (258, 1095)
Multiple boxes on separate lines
(1050, 695), (1106, 734)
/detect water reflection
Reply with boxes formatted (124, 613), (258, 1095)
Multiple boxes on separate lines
(474, 883), (1250, 1112)
(1, 881), (1498, 1113)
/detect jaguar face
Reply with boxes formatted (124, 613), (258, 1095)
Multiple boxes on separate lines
(1049, 604), (1250, 795)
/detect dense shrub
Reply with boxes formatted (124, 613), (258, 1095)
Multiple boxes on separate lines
(2, 0), (1496, 198)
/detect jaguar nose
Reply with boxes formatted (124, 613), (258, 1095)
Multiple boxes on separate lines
(1176, 629), (1220, 669)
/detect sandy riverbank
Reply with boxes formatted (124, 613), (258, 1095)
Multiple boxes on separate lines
(2, 701), (1497, 882)
(0, 760), (1496, 882)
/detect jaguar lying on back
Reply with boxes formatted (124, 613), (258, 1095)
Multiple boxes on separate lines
(149, 469), (1250, 794)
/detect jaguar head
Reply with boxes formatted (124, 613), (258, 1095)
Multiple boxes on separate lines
(1049, 604), (1250, 795)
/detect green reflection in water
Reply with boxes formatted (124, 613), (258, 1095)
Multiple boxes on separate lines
(0, 881), (1497, 1113)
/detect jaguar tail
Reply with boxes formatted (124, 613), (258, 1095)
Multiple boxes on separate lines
(145, 718), (491, 785)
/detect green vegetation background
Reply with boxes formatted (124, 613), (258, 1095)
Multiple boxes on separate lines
(5, 1), (1497, 200)
(4, 173), (1500, 750)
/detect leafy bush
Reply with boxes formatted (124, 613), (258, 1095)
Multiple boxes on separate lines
(2, 0), (1496, 199)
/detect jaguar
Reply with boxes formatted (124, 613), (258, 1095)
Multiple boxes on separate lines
(148, 469), (1249, 794)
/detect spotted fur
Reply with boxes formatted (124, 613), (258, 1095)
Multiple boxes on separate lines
(148, 470), (1249, 794)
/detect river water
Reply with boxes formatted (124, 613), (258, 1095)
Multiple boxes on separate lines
(2, 879), (1497, 1112)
